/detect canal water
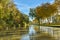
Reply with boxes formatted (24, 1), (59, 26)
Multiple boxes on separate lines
(21, 25), (36, 40)
(0, 25), (60, 40)
(21, 25), (60, 40)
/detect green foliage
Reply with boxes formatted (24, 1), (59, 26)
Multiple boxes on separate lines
(0, 0), (29, 30)
(29, 3), (57, 25)
(36, 3), (57, 19)
(29, 8), (36, 19)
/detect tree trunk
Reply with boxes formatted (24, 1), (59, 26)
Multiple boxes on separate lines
(47, 18), (50, 24)
(37, 18), (40, 32)
(37, 18), (40, 25)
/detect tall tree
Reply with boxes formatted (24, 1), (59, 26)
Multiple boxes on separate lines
(35, 3), (57, 24)
(29, 8), (36, 19)
(0, 0), (27, 30)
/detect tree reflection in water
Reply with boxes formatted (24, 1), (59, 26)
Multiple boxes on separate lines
(21, 25), (56, 40)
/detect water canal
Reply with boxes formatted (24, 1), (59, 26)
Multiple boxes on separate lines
(21, 25), (60, 40)
(0, 25), (60, 40)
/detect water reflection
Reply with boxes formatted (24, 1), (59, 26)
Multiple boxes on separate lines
(21, 34), (30, 40)
(21, 25), (36, 40)
(29, 25), (36, 35)
(21, 25), (60, 40)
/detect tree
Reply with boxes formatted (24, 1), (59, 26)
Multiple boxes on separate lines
(35, 3), (57, 24)
(29, 8), (36, 19)
(0, 0), (11, 30)
(0, 0), (28, 30)
(19, 14), (29, 29)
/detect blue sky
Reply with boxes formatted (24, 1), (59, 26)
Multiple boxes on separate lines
(14, 0), (54, 15)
